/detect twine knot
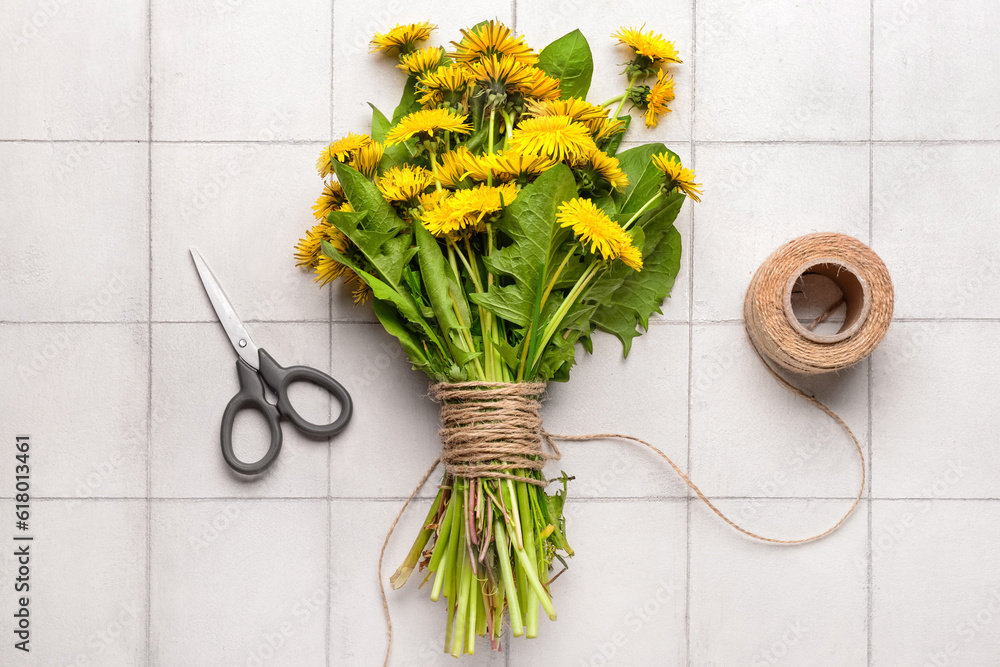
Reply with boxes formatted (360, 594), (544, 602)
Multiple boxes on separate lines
(429, 381), (561, 486)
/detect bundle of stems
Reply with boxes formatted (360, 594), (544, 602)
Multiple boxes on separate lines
(391, 468), (572, 655)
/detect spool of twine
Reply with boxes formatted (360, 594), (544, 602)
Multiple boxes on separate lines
(744, 232), (893, 374)
(379, 233), (893, 666)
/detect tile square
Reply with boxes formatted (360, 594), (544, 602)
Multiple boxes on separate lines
(544, 323), (691, 498)
(328, 323), (441, 497)
(332, 1), (513, 139)
(510, 500), (688, 665)
(872, 143), (1000, 319)
(151, 499), (328, 665)
(151, 322), (331, 498)
(689, 498), (868, 665)
(516, 0), (693, 144)
(692, 143), (870, 320)
(0, 1), (148, 140)
(151, 142), (335, 322)
(871, 500), (1000, 665)
(0, 143), (149, 322)
(872, 321), (1000, 498)
(696, 0), (870, 141)
(0, 324), (149, 498)
(330, 499), (505, 666)
(874, 0), (1000, 140)
(0, 500), (147, 664)
(151, 0), (331, 141)
(690, 324), (868, 499)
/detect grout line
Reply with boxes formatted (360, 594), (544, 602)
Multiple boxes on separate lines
(326, 4), (335, 656)
(867, 1), (875, 663)
(145, 0), (154, 663)
(19, 495), (1000, 502)
(685, 2), (697, 664)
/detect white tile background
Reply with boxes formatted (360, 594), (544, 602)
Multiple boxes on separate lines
(1, 0), (998, 664)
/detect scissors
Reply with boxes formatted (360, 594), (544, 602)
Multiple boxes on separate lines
(190, 248), (353, 475)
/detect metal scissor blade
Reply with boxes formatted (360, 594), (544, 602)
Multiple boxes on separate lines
(189, 248), (261, 370)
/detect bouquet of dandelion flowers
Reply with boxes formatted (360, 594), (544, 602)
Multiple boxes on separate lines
(294, 19), (701, 658)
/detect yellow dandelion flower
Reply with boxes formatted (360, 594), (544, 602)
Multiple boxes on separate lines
(515, 67), (562, 101)
(419, 193), (463, 236)
(616, 238), (644, 271)
(612, 25), (682, 66)
(311, 181), (346, 220)
(557, 197), (636, 263)
(433, 146), (475, 187)
(370, 22), (436, 55)
(525, 98), (610, 124)
(418, 188), (448, 211)
(294, 221), (330, 268)
(468, 54), (535, 94)
(377, 164), (433, 203)
(315, 254), (346, 285)
(385, 108), (473, 145)
(451, 20), (537, 65)
(482, 149), (558, 182)
(644, 69), (676, 128)
(339, 200), (354, 213)
(397, 46), (447, 75)
(316, 133), (372, 177)
(350, 141), (384, 177)
(651, 153), (702, 202)
(460, 152), (496, 182)
(351, 279), (373, 305)
(509, 115), (598, 163)
(420, 183), (518, 236)
(589, 115), (629, 142)
(585, 149), (630, 190)
(418, 64), (473, 107)
(312, 226), (363, 290)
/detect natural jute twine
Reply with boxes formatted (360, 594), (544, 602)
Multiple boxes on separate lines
(378, 233), (892, 666)
(744, 232), (893, 374)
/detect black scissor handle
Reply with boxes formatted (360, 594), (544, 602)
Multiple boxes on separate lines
(257, 348), (353, 439)
(220, 358), (283, 475)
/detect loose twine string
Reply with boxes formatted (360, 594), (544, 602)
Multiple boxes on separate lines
(378, 232), (893, 666)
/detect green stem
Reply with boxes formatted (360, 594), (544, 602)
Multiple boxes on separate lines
(622, 192), (663, 231)
(600, 93), (625, 108)
(517, 479), (540, 637)
(493, 520), (524, 637)
(509, 535), (557, 621)
(500, 108), (515, 150)
(612, 73), (640, 121)
(451, 506), (471, 656)
(529, 263), (600, 374)
(429, 148), (443, 192)
(390, 490), (444, 588)
(540, 244), (578, 309)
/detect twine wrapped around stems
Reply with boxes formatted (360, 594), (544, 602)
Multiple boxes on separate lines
(430, 381), (560, 486)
